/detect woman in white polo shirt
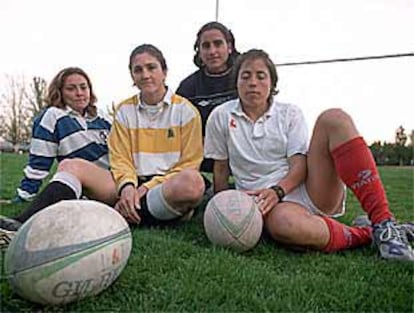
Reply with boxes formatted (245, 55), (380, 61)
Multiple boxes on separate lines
(204, 49), (413, 261)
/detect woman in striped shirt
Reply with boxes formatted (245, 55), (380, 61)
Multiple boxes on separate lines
(14, 67), (111, 202)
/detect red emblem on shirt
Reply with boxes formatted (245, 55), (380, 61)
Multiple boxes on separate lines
(230, 118), (236, 128)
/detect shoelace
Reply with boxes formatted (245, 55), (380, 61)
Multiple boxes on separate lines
(379, 222), (409, 244)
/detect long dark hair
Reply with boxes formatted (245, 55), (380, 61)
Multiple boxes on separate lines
(193, 21), (240, 69)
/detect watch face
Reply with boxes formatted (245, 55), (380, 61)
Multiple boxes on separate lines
(271, 186), (285, 200)
(276, 189), (283, 198)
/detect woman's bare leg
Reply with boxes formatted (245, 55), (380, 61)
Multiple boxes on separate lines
(306, 108), (359, 215)
(57, 158), (118, 205)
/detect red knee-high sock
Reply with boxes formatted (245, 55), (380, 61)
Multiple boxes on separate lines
(321, 216), (372, 252)
(331, 136), (393, 224)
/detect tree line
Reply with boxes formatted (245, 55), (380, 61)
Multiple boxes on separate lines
(0, 74), (413, 166)
(370, 126), (413, 166)
(0, 75), (47, 146)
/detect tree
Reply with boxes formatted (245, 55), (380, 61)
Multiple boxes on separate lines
(25, 76), (47, 119)
(395, 125), (408, 166)
(395, 125), (407, 146)
(370, 140), (385, 165)
(369, 127), (414, 166)
(0, 75), (48, 150)
(106, 101), (116, 119)
(0, 75), (31, 147)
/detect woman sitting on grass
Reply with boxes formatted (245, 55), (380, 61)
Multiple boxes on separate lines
(12, 67), (111, 203)
(204, 48), (414, 261)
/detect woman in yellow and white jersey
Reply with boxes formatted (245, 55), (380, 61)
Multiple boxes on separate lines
(109, 44), (205, 224)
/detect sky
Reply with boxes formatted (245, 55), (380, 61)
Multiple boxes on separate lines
(1, 0), (413, 144)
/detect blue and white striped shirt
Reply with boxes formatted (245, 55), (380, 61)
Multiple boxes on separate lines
(17, 106), (111, 201)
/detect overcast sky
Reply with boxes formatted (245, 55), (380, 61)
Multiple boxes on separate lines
(1, 0), (413, 143)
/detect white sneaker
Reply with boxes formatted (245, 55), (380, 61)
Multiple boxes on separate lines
(373, 219), (414, 262)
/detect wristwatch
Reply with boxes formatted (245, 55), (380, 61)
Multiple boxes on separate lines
(270, 185), (285, 201)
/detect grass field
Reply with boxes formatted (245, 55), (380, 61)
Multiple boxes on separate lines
(0, 152), (413, 312)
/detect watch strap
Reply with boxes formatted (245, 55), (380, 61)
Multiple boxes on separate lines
(270, 185), (285, 201)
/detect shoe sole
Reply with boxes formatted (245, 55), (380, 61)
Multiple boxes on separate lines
(0, 230), (15, 250)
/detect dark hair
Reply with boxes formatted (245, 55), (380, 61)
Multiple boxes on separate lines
(193, 21), (240, 69)
(47, 67), (97, 116)
(128, 44), (168, 72)
(233, 49), (279, 104)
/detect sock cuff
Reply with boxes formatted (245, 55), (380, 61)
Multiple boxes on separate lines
(146, 184), (183, 220)
(320, 216), (335, 252)
(331, 136), (365, 158)
(50, 171), (82, 199)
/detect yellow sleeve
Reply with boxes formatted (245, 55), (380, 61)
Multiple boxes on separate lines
(108, 110), (138, 194)
(143, 108), (203, 190)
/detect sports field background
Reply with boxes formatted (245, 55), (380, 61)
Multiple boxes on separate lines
(0, 152), (413, 312)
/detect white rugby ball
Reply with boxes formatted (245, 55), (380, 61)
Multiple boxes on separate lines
(5, 200), (132, 305)
(203, 190), (263, 252)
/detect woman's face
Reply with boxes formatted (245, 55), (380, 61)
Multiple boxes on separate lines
(130, 52), (167, 102)
(61, 74), (91, 114)
(237, 57), (272, 109)
(199, 29), (231, 74)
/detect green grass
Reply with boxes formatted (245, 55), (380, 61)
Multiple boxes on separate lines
(0, 152), (413, 312)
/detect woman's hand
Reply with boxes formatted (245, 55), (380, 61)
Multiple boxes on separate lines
(115, 185), (148, 224)
(246, 188), (281, 216)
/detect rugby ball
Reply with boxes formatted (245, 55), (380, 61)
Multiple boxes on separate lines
(203, 190), (263, 252)
(5, 200), (132, 305)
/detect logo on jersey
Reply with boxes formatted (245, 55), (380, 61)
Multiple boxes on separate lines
(230, 118), (236, 128)
(198, 100), (210, 107)
(99, 131), (108, 143)
(167, 128), (175, 138)
(197, 94), (236, 107)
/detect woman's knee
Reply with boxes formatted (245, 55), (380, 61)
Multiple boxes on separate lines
(182, 169), (205, 200)
(57, 158), (93, 179)
(316, 108), (356, 131)
(168, 169), (205, 201)
(314, 108), (360, 148)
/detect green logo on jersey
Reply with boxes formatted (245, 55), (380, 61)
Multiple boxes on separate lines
(167, 128), (175, 138)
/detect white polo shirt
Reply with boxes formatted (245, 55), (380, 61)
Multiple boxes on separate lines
(204, 98), (309, 190)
